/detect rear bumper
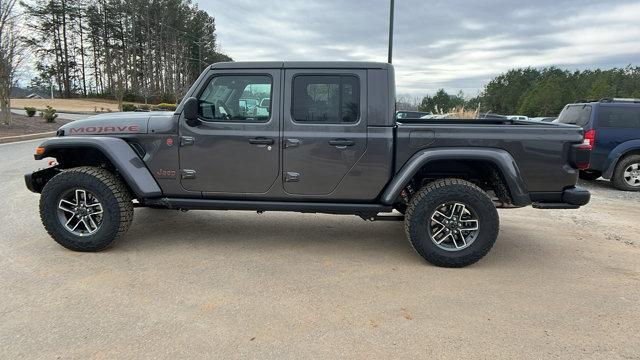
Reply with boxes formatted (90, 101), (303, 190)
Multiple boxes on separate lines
(562, 186), (591, 206)
(532, 186), (590, 209)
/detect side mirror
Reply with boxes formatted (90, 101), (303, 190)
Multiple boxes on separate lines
(183, 97), (200, 126)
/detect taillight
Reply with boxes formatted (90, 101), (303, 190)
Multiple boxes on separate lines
(581, 129), (596, 151)
(572, 129), (594, 170)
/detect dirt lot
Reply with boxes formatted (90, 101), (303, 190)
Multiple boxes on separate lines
(10, 98), (139, 113)
(0, 113), (73, 137)
(1, 139), (639, 359)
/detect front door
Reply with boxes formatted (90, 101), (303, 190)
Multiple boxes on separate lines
(282, 69), (367, 196)
(179, 70), (281, 194)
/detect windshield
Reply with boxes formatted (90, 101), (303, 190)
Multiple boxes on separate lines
(557, 105), (592, 127)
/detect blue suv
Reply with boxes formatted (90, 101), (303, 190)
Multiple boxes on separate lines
(557, 98), (640, 191)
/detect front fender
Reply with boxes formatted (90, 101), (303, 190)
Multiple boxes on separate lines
(602, 140), (640, 179)
(380, 147), (530, 206)
(34, 136), (162, 198)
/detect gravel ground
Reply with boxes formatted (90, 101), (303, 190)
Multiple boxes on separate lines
(1, 140), (639, 359)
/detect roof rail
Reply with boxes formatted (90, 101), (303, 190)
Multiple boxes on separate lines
(574, 99), (598, 103)
(599, 98), (640, 103)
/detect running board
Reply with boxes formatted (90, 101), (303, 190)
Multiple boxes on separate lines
(144, 198), (393, 215)
(532, 202), (580, 209)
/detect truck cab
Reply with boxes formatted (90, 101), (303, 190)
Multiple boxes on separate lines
(174, 61), (395, 201)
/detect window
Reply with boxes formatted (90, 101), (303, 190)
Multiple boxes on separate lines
(198, 75), (272, 122)
(597, 106), (640, 128)
(292, 75), (360, 123)
(557, 105), (592, 127)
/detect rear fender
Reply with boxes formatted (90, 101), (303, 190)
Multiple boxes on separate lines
(601, 140), (640, 179)
(34, 136), (162, 198)
(381, 147), (530, 206)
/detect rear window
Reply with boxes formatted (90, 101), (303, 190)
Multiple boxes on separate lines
(557, 105), (592, 127)
(597, 106), (640, 128)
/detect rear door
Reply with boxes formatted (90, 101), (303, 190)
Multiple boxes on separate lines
(179, 70), (281, 194)
(592, 105), (640, 169)
(282, 69), (367, 196)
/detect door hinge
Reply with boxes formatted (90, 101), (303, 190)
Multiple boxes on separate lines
(180, 136), (195, 146)
(181, 169), (197, 179)
(284, 171), (300, 182)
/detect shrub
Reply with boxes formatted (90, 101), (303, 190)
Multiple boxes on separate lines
(137, 104), (151, 111)
(40, 106), (58, 123)
(121, 103), (137, 112)
(24, 107), (37, 117)
(155, 103), (177, 111)
(157, 93), (176, 104)
(122, 91), (138, 102)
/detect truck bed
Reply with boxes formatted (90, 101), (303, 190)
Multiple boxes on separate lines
(394, 120), (584, 195)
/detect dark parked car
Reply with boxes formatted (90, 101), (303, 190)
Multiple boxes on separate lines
(557, 98), (640, 190)
(25, 61), (590, 267)
(395, 110), (430, 119)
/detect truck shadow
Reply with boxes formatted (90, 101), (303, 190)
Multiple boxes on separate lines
(578, 178), (616, 190)
(114, 208), (534, 267)
(122, 208), (418, 262)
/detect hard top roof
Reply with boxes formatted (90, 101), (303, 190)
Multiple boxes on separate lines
(210, 61), (393, 70)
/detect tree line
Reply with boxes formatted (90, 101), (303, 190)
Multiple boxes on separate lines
(1, 0), (23, 125)
(21, 0), (231, 105)
(409, 66), (640, 117)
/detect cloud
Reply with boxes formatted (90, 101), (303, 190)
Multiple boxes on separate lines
(205, 0), (640, 96)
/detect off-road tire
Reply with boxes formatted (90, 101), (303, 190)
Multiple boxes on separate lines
(404, 178), (499, 267)
(40, 166), (134, 251)
(579, 170), (601, 181)
(612, 155), (640, 191)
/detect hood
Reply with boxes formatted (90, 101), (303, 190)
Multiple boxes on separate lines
(59, 111), (173, 136)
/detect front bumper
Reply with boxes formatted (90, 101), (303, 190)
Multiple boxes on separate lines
(532, 186), (591, 209)
(24, 167), (61, 194)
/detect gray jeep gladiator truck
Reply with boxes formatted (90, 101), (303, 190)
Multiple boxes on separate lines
(25, 61), (591, 267)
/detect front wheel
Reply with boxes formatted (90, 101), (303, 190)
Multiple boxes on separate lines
(39, 166), (134, 251)
(404, 178), (499, 267)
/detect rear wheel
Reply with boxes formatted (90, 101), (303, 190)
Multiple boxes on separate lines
(404, 178), (499, 267)
(40, 166), (134, 251)
(579, 170), (601, 181)
(612, 155), (640, 191)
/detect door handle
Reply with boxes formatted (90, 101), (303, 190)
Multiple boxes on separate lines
(249, 137), (275, 145)
(328, 139), (355, 148)
(284, 138), (300, 148)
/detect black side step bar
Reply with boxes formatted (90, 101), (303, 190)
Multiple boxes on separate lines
(145, 198), (393, 215)
(532, 202), (580, 209)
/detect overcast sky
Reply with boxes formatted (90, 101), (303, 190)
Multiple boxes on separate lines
(204, 0), (640, 97)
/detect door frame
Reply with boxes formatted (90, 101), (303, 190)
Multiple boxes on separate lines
(178, 68), (283, 196)
(280, 68), (368, 197)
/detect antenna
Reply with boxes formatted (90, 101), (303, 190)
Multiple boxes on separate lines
(388, 0), (395, 63)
